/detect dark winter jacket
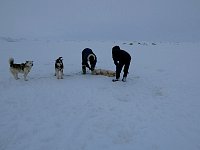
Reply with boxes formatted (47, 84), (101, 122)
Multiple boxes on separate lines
(82, 48), (97, 70)
(112, 46), (131, 66)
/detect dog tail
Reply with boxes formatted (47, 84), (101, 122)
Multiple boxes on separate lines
(9, 58), (14, 67)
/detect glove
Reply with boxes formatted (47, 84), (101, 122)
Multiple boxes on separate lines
(90, 67), (94, 71)
(114, 60), (119, 66)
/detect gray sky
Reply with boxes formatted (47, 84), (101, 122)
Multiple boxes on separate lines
(0, 0), (200, 41)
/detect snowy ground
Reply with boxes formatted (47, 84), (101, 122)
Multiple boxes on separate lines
(0, 39), (200, 150)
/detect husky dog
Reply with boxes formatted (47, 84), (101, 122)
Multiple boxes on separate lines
(55, 57), (64, 79)
(9, 58), (33, 81)
(92, 69), (116, 77)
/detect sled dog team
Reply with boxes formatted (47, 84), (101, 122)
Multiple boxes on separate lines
(9, 46), (131, 82)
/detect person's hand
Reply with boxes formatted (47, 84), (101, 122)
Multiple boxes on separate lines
(91, 67), (94, 71)
(116, 63), (120, 67)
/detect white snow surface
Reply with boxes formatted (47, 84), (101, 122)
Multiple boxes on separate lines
(0, 39), (200, 150)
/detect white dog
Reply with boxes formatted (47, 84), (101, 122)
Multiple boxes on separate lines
(55, 57), (64, 79)
(92, 69), (116, 77)
(9, 58), (33, 81)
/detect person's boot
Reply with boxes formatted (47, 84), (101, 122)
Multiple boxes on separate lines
(122, 77), (126, 82)
(112, 78), (119, 82)
(82, 65), (86, 74)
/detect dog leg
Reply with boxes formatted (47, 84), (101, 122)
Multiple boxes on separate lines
(58, 71), (61, 79)
(14, 72), (19, 80)
(15, 75), (19, 80)
(58, 71), (63, 79)
(24, 73), (28, 81)
(55, 69), (57, 77)
(61, 69), (63, 78)
(54, 68), (57, 76)
(56, 70), (60, 79)
(56, 73), (59, 79)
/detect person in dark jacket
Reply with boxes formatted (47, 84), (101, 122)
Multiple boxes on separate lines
(112, 46), (131, 82)
(82, 48), (97, 74)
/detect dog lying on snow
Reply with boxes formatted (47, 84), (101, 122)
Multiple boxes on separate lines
(9, 58), (33, 81)
(92, 69), (115, 77)
(55, 57), (64, 79)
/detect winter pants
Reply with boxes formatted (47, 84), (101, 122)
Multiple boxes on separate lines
(116, 61), (130, 79)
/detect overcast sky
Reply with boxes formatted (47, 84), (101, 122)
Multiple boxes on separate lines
(0, 0), (200, 41)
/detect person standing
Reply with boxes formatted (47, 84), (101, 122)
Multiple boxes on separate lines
(112, 46), (131, 82)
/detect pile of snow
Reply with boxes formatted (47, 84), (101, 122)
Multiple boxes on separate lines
(0, 39), (200, 150)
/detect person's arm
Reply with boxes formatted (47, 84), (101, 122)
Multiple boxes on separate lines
(113, 57), (119, 66)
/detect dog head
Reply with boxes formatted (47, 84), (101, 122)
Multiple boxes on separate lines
(56, 57), (63, 63)
(55, 57), (63, 69)
(25, 61), (33, 67)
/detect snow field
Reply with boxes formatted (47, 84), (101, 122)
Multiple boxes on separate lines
(0, 40), (200, 150)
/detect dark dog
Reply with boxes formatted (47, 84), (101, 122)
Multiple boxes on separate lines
(55, 57), (64, 79)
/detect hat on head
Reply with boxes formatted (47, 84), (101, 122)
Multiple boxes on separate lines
(112, 46), (120, 56)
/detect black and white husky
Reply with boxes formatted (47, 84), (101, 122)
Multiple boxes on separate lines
(55, 57), (64, 79)
(9, 58), (33, 81)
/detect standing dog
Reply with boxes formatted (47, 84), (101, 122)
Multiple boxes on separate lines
(9, 58), (33, 81)
(55, 57), (64, 79)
